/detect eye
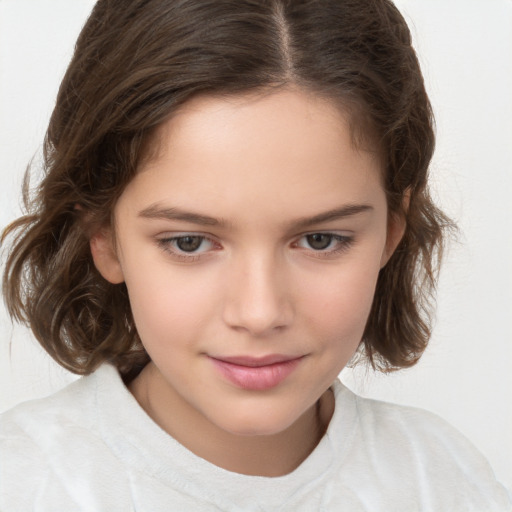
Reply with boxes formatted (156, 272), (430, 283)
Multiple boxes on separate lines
(294, 232), (354, 254)
(157, 234), (219, 259)
(304, 233), (335, 250)
(173, 235), (206, 252)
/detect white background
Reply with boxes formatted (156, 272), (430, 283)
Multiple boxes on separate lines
(1, 0), (511, 491)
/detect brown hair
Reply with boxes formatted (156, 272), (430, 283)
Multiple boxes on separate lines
(2, 0), (453, 382)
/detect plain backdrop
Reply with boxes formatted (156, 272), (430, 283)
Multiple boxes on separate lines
(1, 0), (511, 492)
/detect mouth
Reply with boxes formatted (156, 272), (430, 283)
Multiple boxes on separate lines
(208, 354), (304, 391)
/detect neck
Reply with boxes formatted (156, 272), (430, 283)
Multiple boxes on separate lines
(129, 362), (335, 477)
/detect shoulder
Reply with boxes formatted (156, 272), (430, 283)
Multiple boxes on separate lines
(0, 366), (100, 440)
(0, 363), (126, 434)
(0, 365), (130, 510)
(0, 406), (51, 509)
(349, 389), (492, 472)
(350, 387), (476, 451)
(329, 380), (512, 510)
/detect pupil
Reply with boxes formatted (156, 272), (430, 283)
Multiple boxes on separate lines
(307, 234), (332, 250)
(177, 236), (202, 252)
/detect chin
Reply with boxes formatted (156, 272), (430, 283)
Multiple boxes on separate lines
(224, 423), (290, 438)
(211, 404), (305, 438)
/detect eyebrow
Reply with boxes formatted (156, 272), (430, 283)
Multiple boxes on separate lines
(138, 203), (373, 229)
(289, 204), (374, 230)
(138, 204), (226, 226)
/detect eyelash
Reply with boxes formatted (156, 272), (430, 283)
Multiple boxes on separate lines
(156, 232), (354, 261)
(292, 233), (355, 257)
(157, 235), (219, 262)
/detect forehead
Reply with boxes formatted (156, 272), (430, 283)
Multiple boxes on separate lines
(119, 88), (385, 223)
(151, 87), (379, 163)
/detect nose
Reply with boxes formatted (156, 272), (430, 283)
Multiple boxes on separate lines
(222, 252), (293, 336)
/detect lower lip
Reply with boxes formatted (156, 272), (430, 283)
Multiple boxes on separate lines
(210, 357), (302, 391)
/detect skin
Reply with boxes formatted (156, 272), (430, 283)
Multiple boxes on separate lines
(91, 87), (405, 477)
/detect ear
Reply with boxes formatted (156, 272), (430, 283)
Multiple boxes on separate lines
(380, 191), (410, 268)
(90, 228), (124, 284)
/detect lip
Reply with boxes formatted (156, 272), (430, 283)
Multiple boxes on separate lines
(209, 354), (304, 391)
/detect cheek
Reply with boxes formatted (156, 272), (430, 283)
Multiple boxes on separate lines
(300, 259), (381, 346)
(123, 262), (219, 351)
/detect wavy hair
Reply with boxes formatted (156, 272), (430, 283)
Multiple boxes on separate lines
(2, 0), (453, 382)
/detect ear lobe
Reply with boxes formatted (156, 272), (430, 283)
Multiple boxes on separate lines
(90, 229), (124, 284)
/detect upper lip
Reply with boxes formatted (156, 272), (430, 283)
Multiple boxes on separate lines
(209, 354), (303, 367)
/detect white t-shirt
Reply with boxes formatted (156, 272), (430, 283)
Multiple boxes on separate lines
(0, 364), (510, 511)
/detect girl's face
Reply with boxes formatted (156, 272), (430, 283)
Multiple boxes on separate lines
(92, 88), (403, 438)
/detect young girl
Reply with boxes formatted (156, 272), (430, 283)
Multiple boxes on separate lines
(1, 0), (510, 510)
